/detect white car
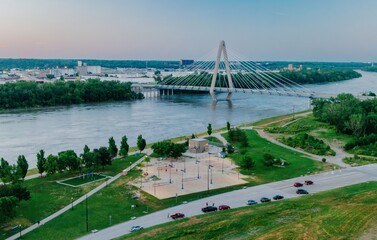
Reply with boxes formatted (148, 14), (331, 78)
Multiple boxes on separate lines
(130, 225), (143, 232)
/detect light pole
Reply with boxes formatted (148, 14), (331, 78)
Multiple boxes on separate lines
(209, 165), (213, 184)
(71, 197), (74, 210)
(181, 169), (184, 189)
(196, 160), (200, 179)
(109, 215), (112, 225)
(157, 161), (160, 177)
(19, 224), (21, 238)
(222, 157), (224, 174)
(140, 174), (143, 188)
(207, 164), (210, 193)
(183, 159), (186, 173)
(169, 164), (173, 184)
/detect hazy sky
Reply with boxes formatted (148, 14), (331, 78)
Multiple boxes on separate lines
(1, 0), (377, 61)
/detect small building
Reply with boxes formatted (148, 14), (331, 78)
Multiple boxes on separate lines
(189, 138), (208, 153)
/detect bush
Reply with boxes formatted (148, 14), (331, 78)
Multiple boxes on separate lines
(226, 144), (235, 154)
(322, 158), (327, 163)
(240, 155), (255, 170)
(263, 154), (275, 167)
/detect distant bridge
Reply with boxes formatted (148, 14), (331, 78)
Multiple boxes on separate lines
(134, 41), (375, 101)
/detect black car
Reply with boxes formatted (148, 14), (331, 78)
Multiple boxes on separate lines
(201, 206), (218, 213)
(260, 197), (271, 203)
(296, 189), (309, 194)
(273, 195), (284, 200)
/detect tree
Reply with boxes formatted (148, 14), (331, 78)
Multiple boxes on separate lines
(227, 122), (231, 131)
(263, 153), (275, 167)
(58, 150), (80, 172)
(0, 158), (11, 183)
(16, 155), (28, 179)
(151, 141), (172, 157)
(46, 74), (54, 80)
(170, 143), (186, 159)
(226, 144), (235, 154)
(137, 135), (146, 153)
(108, 136), (118, 158)
(83, 145), (90, 155)
(0, 196), (18, 224)
(82, 145), (94, 169)
(98, 147), (112, 169)
(45, 154), (58, 175)
(120, 135), (129, 156)
(207, 123), (212, 136)
(0, 184), (31, 201)
(240, 155), (255, 170)
(59, 76), (64, 81)
(36, 149), (46, 177)
(191, 134), (196, 139)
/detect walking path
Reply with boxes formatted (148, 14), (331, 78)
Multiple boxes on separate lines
(6, 153), (149, 240)
(79, 164), (377, 240)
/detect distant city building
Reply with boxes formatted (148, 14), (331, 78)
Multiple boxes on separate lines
(180, 59), (194, 66)
(288, 64), (293, 71)
(76, 61), (101, 75)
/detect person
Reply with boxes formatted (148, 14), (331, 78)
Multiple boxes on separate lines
(206, 202), (208, 206)
(167, 213), (170, 218)
(212, 203), (215, 206)
(37, 220), (40, 225)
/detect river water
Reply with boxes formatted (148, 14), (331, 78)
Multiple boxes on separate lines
(1, 71), (376, 167)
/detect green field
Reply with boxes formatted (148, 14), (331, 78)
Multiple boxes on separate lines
(0, 155), (142, 240)
(59, 173), (109, 187)
(120, 182), (377, 240)
(225, 130), (333, 183)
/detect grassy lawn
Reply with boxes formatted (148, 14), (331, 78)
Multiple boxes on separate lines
(0, 156), (142, 240)
(21, 169), (170, 240)
(242, 110), (311, 128)
(59, 173), (109, 187)
(205, 136), (224, 147)
(120, 182), (377, 240)
(225, 130), (332, 183)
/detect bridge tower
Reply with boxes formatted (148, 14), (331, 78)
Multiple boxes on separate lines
(210, 40), (235, 101)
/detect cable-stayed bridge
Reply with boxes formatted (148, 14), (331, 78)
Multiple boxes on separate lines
(135, 41), (373, 101)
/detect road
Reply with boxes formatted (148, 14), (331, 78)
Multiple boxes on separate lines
(79, 164), (377, 240)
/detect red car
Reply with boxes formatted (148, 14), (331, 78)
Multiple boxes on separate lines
(305, 180), (314, 185)
(293, 182), (303, 187)
(170, 213), (185, 219)
(219, 205), (230, 210)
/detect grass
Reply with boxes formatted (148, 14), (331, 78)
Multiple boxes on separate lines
(242, 110), (311, 128)
(0, 156), (142, 240)
(21, 169), (170, 240)
(205, 136), (224, 147)
(224, 130), (332, 183)
(120, 181), (377, 240)
(343, 155), (377, 166)
(59, 173), (109, 187)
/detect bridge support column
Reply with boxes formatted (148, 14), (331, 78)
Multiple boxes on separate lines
(210, 40), (234, 101)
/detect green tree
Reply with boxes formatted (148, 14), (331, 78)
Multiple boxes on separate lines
(58, 150), (80, 172)
(151, 141), (172, 157)
(108, 136), (118, 158)
(97, 147), (112, 169)
(263, 153), (275, 167)
(120, 135), (130, 156)
(36, 149), (46, 177)
(46, 74), (54, 80)
(0, 196), (18, 224)
(170, 143), (186, 159)
(226, 144), (235, 154)
(0, 158), (11, 183)
(240, 155), (255, 170)
(207, 123), (212, 136)
(227, 121), (231, 131)
(137, 135), (146, 153)
(16, 155), (28, 179)
(45, 154), (58, 175)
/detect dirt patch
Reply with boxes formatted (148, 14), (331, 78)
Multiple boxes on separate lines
(359, 225), (377, 240)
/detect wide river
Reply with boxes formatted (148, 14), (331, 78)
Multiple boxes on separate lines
(1, 71), (376, 167)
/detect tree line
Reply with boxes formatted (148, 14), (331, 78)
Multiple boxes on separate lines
(159, 68), (361, 88)
(0, 79), (144, 110)
(313, 93), (377, 156)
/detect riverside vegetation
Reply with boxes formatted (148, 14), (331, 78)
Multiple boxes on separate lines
(0, 79), (143, 110)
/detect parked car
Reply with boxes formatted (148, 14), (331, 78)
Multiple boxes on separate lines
(219, 205), (230, 210)
(305, 180), (314, 185)
(273, 195), (284, 200)
(202, 206), (218, 213)
(296, 189), (309, 194)
(293, 182), (303, 187)
(260, 197), (271, 203)
(247, 200), (258, 205)
(171, 213), (185, 219)
(130, 226), (143, 232)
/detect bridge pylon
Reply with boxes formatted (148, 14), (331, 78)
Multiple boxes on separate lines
(210, 40), (234, 101)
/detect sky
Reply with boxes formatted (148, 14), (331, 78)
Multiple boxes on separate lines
(0, 0), (377, 62)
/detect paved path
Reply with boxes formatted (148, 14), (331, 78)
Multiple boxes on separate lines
(79, 164), (377, 240)
(7, 154), (149, 240)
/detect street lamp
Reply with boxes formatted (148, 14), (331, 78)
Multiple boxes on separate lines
(195, 160), (200, 179)
(183, 159), (186, 173)
(71, 197), (74, 210)
(181, 169), (184, 189)
(169, 163), (173, 184)
(222, 157), (224, 174)
(140, 174), (143, 188)
(209, 165), (213, 184)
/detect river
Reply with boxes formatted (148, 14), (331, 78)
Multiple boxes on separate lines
(0, 70), (376, 167)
